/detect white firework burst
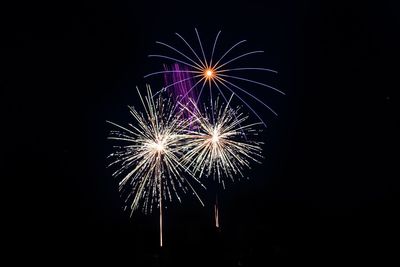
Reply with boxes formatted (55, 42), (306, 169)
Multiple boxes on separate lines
(107, 85), (204, 212)
(180, 95), (264, 189)
(107, 86), (206, 246)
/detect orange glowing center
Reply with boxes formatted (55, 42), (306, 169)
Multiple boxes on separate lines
(205, 69), (215, 79)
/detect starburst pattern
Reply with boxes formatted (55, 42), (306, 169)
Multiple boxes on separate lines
(107, 86), (204, 216)
(145, 28), (285, 127)
(180, 95), (263, 189)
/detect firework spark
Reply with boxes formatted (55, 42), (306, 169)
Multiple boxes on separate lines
(181, 95), (263, 188)
(180, 95), (263, 227)
(163, 63), (197, 106)
(163, 63), (198, 124)
(107, 85), (204, 246)
(145, 28), (285, 127)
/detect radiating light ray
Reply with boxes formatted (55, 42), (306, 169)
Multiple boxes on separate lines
(214, 77), (269, 127)
(144, 70), (201, 79)
(169, 75), (206, 116)
(215, 75), (279, 116)
(195, 28), (208, 68)
(211, 77), (249, 137)
(162, 64), (198, 111)
(218, 73), (285, 95)
(195, 78), (208, 105)
(209, 30), (221, 67)
(175, 32), (206, 69)
(179, 77), (206, 104)
(179, 94), (264, 229)
(156, 41), (204, 69)
(213, 40), (247, 67)
(162, 76), (205, 106)
(148, 54), (203, 71)
(107, 86), (206, 247)
(153, 74), (204, 97)
(214, 50), (265, 71)
(211, 78), (230, 106)
(107, 86), (208, 244)
(217, 67), (278, 74)
(146, 29), (283, 127)
(179, 95), (263, 185)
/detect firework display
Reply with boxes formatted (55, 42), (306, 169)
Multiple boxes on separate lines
(107, 29), (282, 246)
(179, 95), (264, 228)
(107, 86), (204, 246)
(145, 28), (285, 127)
(181, 95), (263, 187)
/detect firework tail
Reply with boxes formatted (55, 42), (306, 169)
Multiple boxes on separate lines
(163, 63), (198, 125)
(160, 178), (163, 247)
(107, 86), (206, 247)
(215, 193), (219, 228)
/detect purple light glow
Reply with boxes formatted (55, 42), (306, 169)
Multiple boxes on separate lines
(163, 63), (198, 122)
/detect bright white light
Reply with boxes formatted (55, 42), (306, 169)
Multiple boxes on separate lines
(211, 129), (219, 144)
(150, 139), (165, 153)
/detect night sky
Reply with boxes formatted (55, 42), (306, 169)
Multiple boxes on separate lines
(4, 0), (398, 265)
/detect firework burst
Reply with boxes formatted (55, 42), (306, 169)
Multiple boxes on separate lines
(107, 85), (204, 246)
(181, 95), (263, 187)
(180, 95), (263, 227)
(145, 28), (285, 127)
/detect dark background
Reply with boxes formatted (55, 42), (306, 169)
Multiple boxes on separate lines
(3, 0), (398, 265)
